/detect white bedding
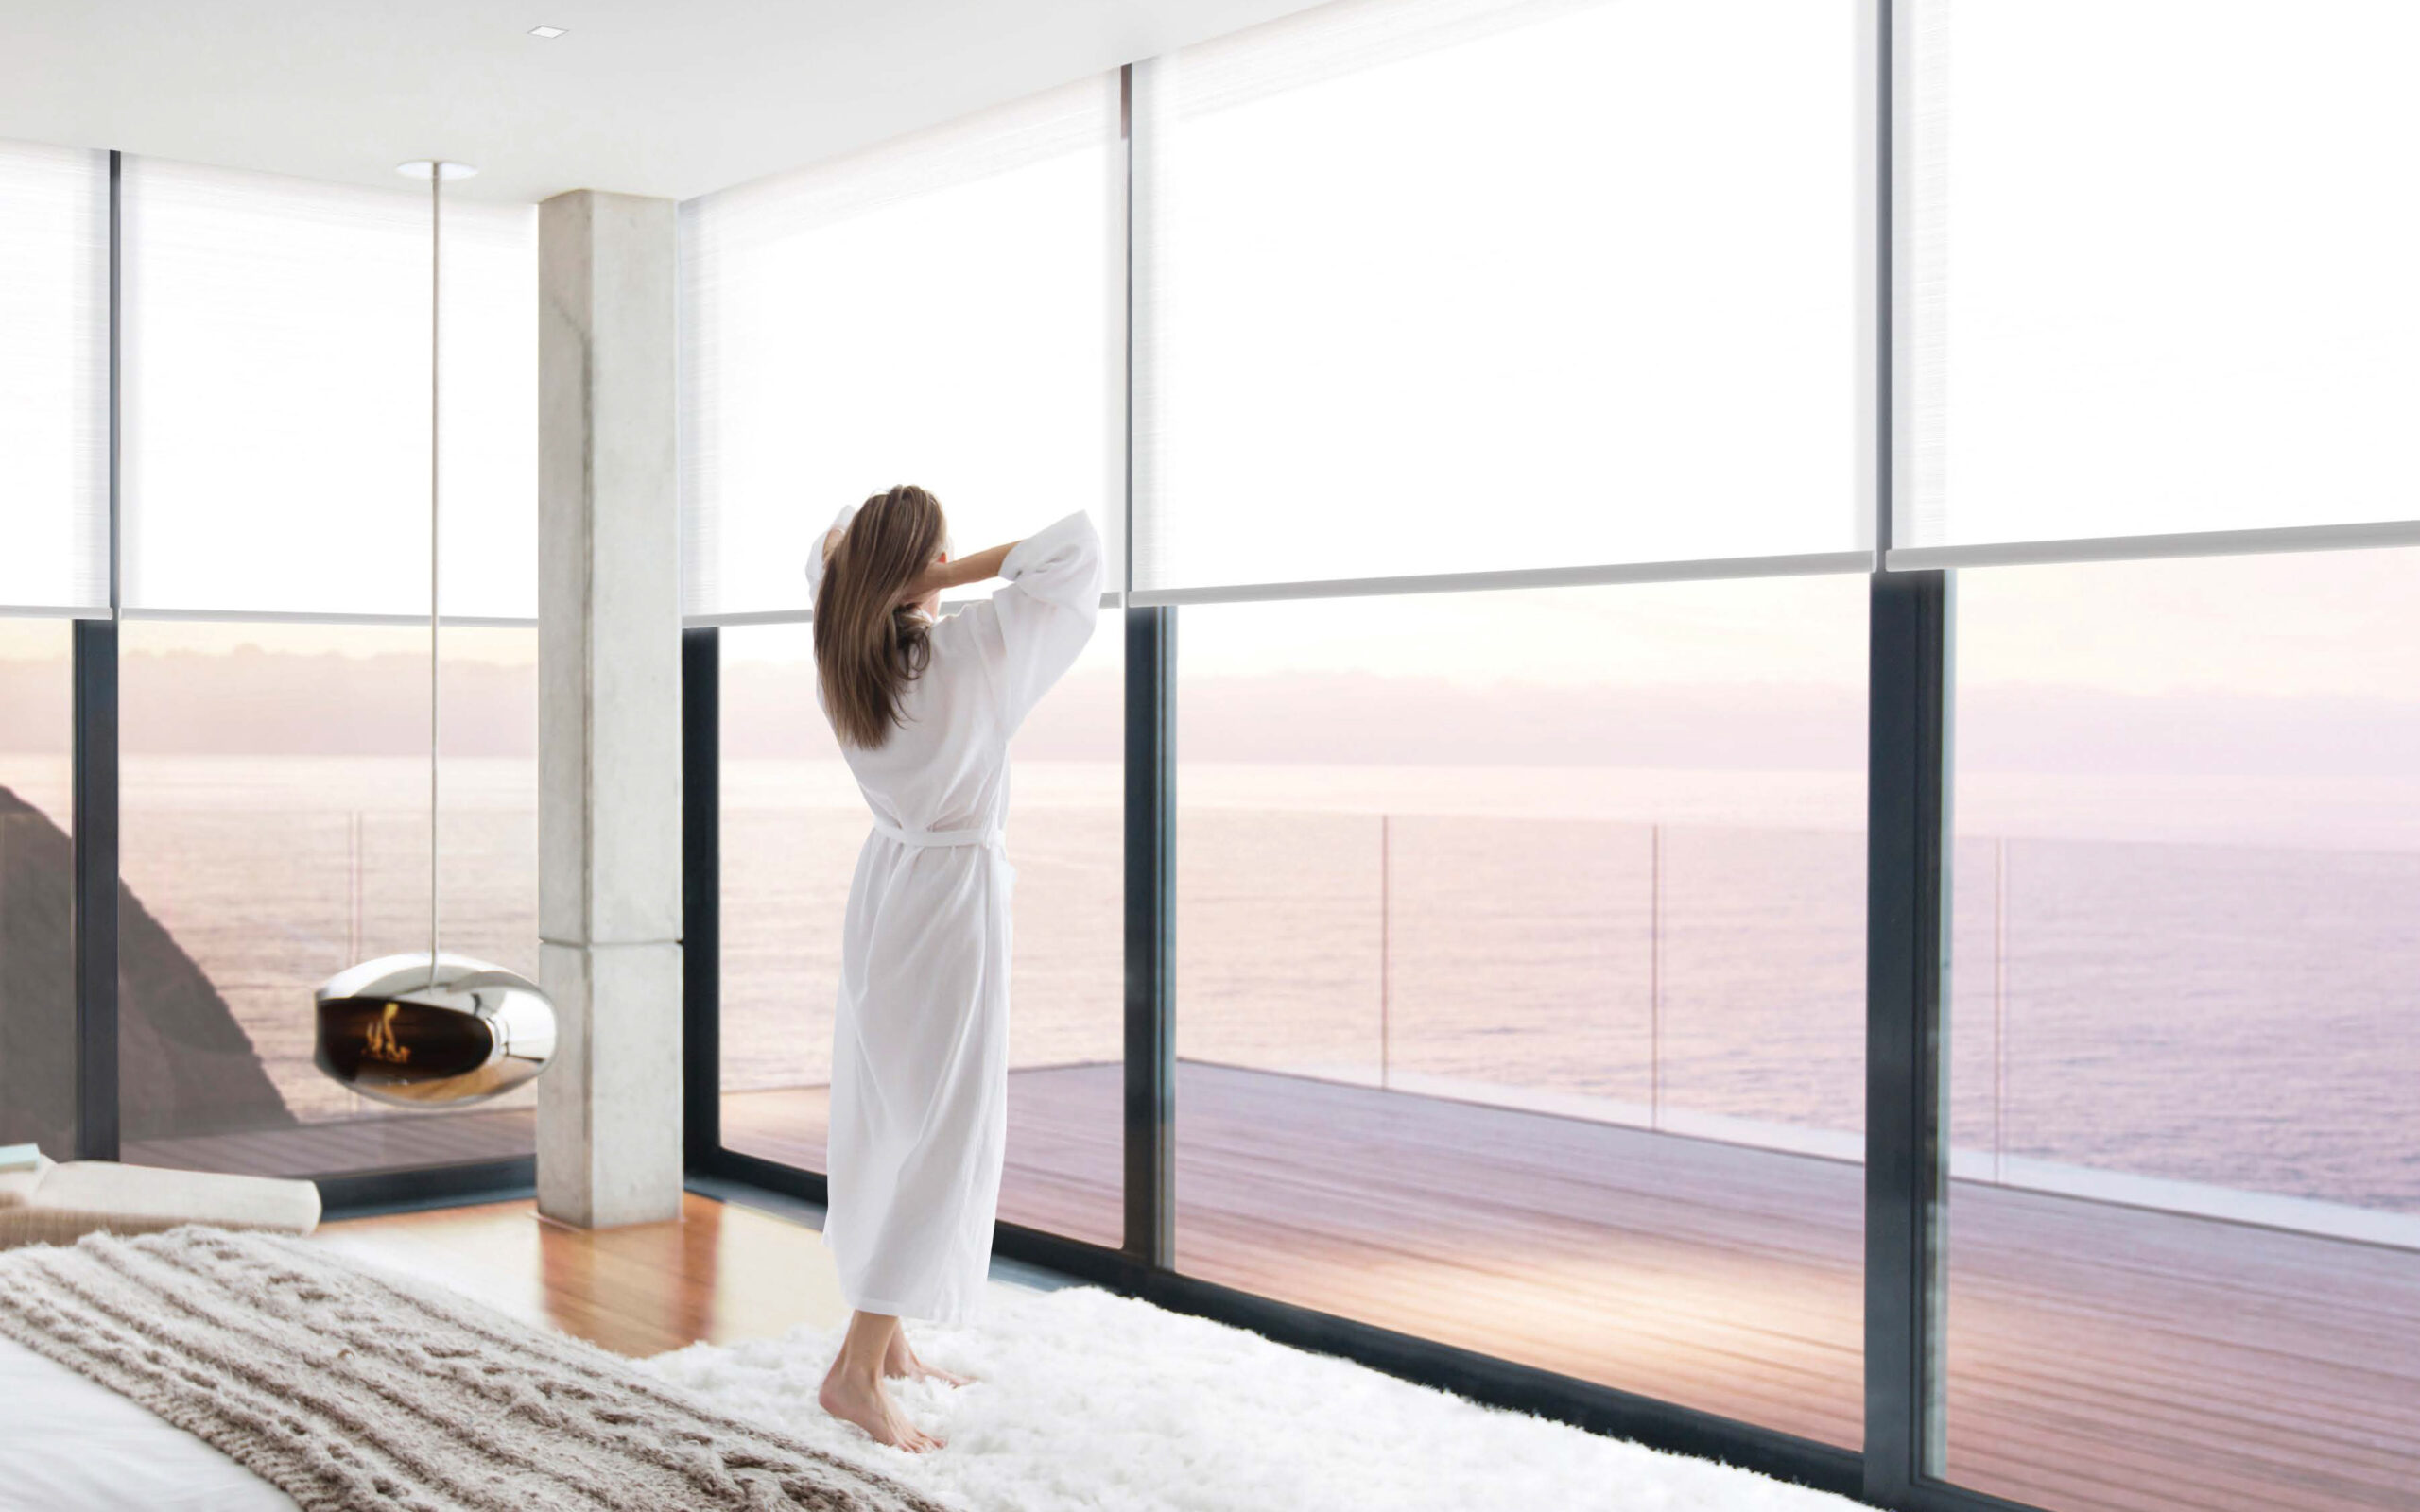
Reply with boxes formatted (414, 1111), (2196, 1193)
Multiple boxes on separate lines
(0, 1335), (297, 1512)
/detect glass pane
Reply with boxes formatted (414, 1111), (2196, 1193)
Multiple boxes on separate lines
(1901, 0), (2420, 550)
(0, 142), (109, 612)
(0, 617), (76, 1157)
(1945, 548), (2420, 1510)
(117, 621), (538, 1176)
(718, 619), (1124, 1246)
(122, 158), (537, 617)
(1133, 0), (1863, 593)
(1174, 576), (1867, 1444)
(680, 77), (1120, 618)
(718, 624), (856, 1171)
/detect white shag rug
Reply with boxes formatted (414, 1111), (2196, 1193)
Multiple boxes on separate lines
(645, 1285), (1860, 1512)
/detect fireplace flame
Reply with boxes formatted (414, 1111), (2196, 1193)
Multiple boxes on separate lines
(362, 1003), (411, 1065)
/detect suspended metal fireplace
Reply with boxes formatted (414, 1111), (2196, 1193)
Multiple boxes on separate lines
(313, 158), (558, 1108)
(317, 954), (555, 1107)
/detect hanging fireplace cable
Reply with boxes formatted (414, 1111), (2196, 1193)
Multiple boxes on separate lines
(427, 154), (441, 988)
(305, 159), (556, 1108)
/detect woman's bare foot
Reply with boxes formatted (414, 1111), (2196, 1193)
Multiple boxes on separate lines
(819, 1312), (942, 1452)
(819, 1359), (942, 1452)
(883, 1330), (972, 1387)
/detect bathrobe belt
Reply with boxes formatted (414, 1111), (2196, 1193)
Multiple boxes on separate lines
(871, 817), (1003, 850)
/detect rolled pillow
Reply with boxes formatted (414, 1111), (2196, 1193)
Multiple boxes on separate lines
(0, 1155), (55, 1210)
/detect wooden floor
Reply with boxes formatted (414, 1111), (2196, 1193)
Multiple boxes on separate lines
(317, 1191), (846, 1359)
(727, 1063), (2420, 1512)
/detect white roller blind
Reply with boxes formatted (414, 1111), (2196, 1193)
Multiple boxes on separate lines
(1132, 0), (1866, 596)
(1897, 0), (2420, 562)
(681, 76), (1121, 621)
(0, 142), (109, 613)
(435, 198), (539, 618)
(122, 158), (536, 618)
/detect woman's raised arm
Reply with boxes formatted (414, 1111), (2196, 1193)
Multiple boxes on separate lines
(901, 541), (1019, 604)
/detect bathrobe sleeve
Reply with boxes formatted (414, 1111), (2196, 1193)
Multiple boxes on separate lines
(989, 510), (1105, 733)
(802, 502), (860, 613)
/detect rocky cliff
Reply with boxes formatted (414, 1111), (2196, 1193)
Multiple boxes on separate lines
(0, 786), (294, 1153)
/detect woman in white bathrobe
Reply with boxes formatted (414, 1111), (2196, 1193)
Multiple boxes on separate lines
(803, 484), (1102, 1451)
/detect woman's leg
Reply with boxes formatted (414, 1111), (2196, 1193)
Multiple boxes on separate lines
(818, 1311), (942, 1452)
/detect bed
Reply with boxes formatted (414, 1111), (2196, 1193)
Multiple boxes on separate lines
(0, 1227), (941, 1512)
(0, 1334), (297, 1512)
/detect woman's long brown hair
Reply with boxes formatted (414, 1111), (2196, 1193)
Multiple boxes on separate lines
(814, 485), (950, 748)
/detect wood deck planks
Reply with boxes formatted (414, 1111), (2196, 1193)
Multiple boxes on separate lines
(128, 1107), (536, 1177)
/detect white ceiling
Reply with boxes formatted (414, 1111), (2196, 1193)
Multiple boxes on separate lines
(1, 0), (1317, 204)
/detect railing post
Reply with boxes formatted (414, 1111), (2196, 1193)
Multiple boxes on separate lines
(348, 809), (363, 963)
(1993, 835), (2006, 1185)
(1378, 813), (1390, 1091)
(1650, 821), (1662, 1132)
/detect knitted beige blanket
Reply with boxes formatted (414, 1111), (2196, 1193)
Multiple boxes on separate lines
(0, 1226), (947, 1512)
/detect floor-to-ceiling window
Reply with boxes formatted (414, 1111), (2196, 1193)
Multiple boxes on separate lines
(1902, 4), (2420, 1506)
(114, 156), (540, 1179)
(1135, 0), (1869, 1446)
(684, 74), (1127, 1244)
(0, 140), (106, 1160)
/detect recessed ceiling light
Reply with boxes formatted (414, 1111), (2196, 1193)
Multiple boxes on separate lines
(528, 25), (567, 39)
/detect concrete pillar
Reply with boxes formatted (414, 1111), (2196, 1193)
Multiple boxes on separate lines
(536, 190), (683, 1228)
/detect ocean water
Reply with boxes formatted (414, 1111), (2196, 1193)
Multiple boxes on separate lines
(4, 753), (2414, 1215)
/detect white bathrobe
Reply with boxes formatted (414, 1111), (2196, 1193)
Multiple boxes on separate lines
(804, 507), (1104, 1322)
